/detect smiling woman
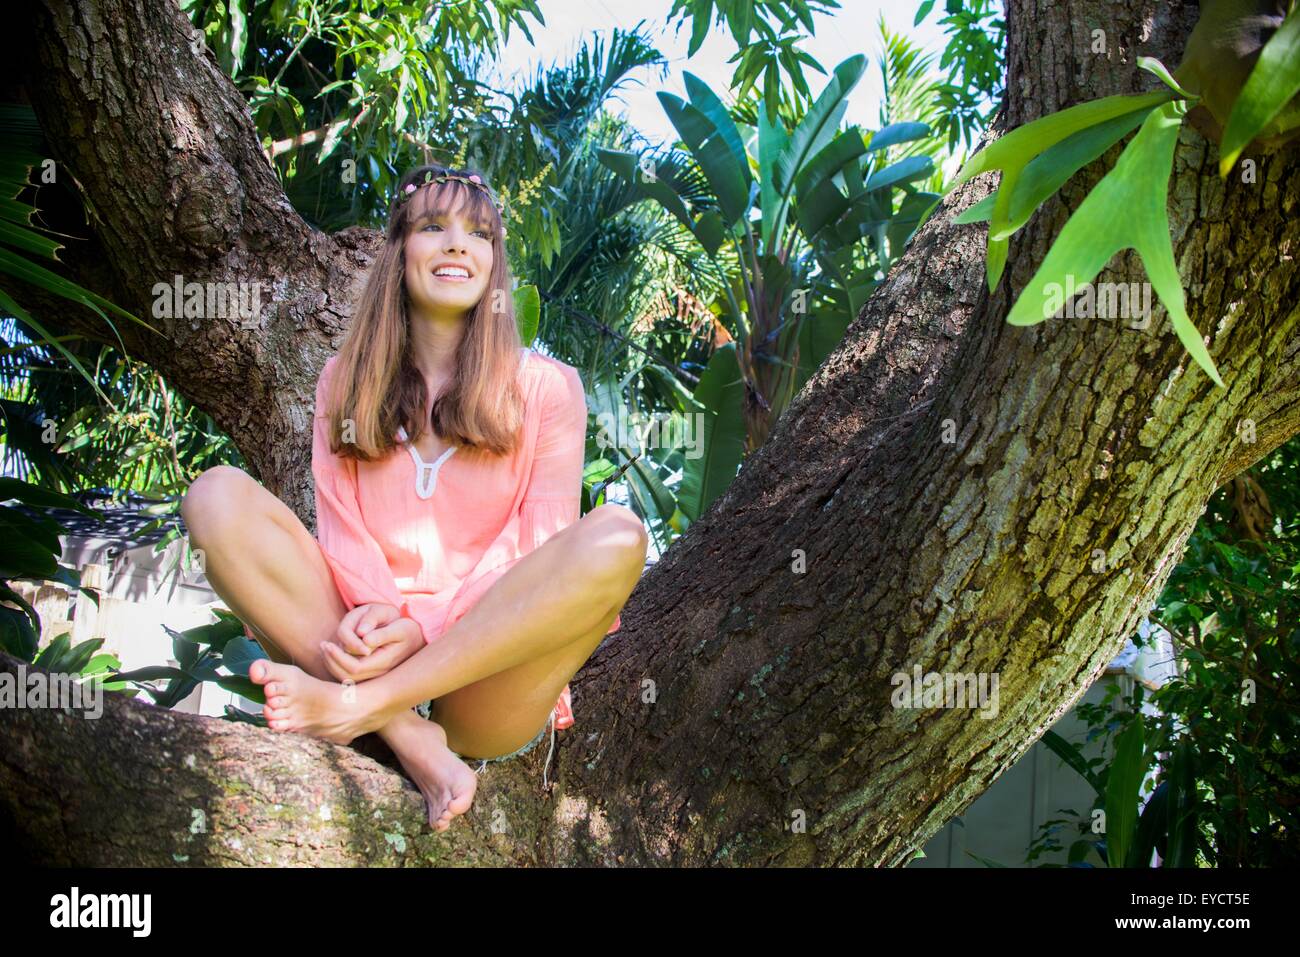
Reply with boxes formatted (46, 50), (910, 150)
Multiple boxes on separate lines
(180, 163), (647, 833)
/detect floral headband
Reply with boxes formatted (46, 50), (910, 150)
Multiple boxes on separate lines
(397, 170), (504, 215)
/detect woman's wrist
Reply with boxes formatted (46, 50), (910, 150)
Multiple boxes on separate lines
(397, 601), (426, 644)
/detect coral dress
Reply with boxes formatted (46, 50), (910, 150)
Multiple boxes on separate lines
(304, 346), (619, 730)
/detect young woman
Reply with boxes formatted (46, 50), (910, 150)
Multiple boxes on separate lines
(180, 163), (647, 832)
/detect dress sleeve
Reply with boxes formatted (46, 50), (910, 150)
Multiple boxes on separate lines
(517, 362), (587, 551)
(312, 357), (420, 635)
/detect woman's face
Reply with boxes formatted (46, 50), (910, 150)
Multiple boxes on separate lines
(404, 197), (495, 323)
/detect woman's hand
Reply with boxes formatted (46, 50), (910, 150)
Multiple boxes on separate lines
(321, 603), (423, 683)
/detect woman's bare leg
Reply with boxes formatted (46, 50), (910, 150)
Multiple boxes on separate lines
(249, 502), (648, 758)
(180, 465), (477, 830)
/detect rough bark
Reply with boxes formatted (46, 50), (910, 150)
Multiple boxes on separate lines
(2, 0), (1297, 865)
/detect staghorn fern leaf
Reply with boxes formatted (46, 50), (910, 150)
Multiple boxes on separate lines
(1004, 100), (1225, 389)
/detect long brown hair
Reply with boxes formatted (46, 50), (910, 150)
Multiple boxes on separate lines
(323, 162), (524, 462)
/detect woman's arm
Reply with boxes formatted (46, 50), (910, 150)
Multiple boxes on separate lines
(312, 357), (424, 640)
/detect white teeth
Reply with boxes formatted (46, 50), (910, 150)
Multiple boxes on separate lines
(434, 266), (470, 278)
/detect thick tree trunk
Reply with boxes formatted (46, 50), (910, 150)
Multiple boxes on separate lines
(3, 0), (1297, 866)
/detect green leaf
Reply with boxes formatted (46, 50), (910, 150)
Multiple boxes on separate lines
(1218, 9), (1300, 176)
(595, 148), (695, 234)
(60, 637), (105, 676)
(678, 343), (747, 521)
(757, 94), (792, 251)
(216, 675), (265, 703)
(952, 105), (1155, 234)
(110, 665), (192, 684)
(0, 476), (94, 513)
(864, 155), (933, 193)
(1104, 714), (1147, 869)
(947, 89), (1174, 290)
(174, 616), (245, 655)
(1129, 778), (1168, 867)
(1005, 101), (1225, 389)
(686, 0), (711, 57)
(1165, 738), (1200, 866)
(771, 55), (868, 241)
(1041, 730), (1103, 796)
(33, 633), (71, 670)
(867, 121), (931, 152)
(683, 72), (752, 194)
(1137, 56), (1195, 99)
(0, 604), (39, 661)
(513, 283), (540, 347)
(692, 209), (727, 258)
(948, 90), (1173, 190)
(220, 636), (268, 677)
(626, 455), (677, 529)
(792, 127), (868, 200)
(657, 89), (750, 225)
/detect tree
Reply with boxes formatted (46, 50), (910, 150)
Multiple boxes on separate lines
(1, 0), (1297, 866)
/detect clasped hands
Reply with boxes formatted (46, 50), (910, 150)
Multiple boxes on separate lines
(319, 602), (424, 683)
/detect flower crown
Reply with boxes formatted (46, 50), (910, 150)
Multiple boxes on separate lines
(397, 170), (504, 214)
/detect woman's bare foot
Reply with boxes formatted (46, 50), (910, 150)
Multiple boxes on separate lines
(250, 658), (385, 744)
(382, 715), (478, 831)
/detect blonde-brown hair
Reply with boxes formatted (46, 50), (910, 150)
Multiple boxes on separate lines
(323, 163), (523, 461)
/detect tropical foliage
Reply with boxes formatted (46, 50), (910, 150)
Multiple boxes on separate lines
(948, 3), (1300, 390)
(597, 49), (943, 534)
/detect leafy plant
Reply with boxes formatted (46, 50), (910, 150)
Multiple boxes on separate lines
(0, 477), (101, 660)
(914, 0), (1006, 152)
(666, 0), (843, 125)
(0, 474), (265, 721)
(599, 52), (939, 464)
(0, 476), (130, 694)
(946, 4), (1300, 391)
(1020, 435), (1300, 868)
(0, 104), (158, 403)
(110, 610), (269, 724)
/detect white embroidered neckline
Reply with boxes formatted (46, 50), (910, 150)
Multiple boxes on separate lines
(395, 348), (532, 499)
(396, 425), (456, 499)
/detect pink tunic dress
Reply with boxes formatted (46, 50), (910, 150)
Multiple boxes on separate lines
(306, 346), (620, 730)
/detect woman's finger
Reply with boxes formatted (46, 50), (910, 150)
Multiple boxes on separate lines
(322, 641), (362, 677)
(335, 608), (372, 656)
(362, 621), (405, 651)
(321, 647), (350, 682)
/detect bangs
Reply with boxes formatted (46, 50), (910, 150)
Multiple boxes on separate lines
(404, 180), (498, 237)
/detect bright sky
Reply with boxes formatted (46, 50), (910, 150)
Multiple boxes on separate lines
(482, 0), (951, 147)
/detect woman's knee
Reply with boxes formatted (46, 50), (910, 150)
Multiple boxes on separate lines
(180, 465), (256, 531)
(579, 504), (648, 590)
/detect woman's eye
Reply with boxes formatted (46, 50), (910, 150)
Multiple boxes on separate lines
(422, 222), (490, 239)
